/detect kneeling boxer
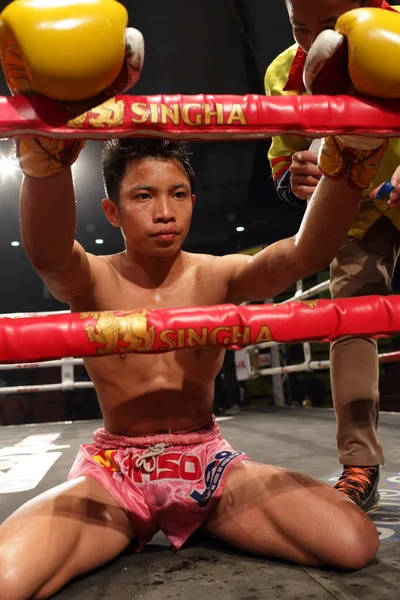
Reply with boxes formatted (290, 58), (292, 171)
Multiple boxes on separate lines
(0, 131), (383, 597)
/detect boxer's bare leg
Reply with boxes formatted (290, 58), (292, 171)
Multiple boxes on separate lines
(0, 476), (135, 600)
(205, 461), (378, 570)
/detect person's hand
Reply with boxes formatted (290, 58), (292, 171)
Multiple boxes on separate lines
(289, 151), (322, 200)
(370, 166), (400, 207)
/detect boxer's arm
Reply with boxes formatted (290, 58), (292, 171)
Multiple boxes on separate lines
(20, 168), (97, 302)
(219, 175), (362, 304)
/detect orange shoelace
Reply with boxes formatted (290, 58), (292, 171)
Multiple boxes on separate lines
(335, 466), (378, 499)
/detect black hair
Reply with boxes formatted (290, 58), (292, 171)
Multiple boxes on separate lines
(102, 138), (195, 205)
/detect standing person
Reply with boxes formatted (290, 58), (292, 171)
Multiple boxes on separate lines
(265, 0), (400, 513)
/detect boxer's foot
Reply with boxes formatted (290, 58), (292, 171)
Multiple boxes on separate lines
(334, 465), (380, 513)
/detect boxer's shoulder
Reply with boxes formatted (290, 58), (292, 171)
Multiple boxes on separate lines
(183, 251), (215, 266)
(188, 252), (245, 272)
(178, 252), (237, 301)
(86, 252), (121, 275)
(208, 252), (250, 287)
(181, 251), (221, 282)
(80, 252), (125, 296)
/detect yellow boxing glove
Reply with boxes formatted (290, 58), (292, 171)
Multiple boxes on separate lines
(0, 0), (144, 101)
(318, 135), (388, 190)
(304, 7), (400, 98)
(0, 0), (144, 178)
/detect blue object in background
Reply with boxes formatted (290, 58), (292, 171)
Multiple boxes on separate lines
(376, 179), (395, 199)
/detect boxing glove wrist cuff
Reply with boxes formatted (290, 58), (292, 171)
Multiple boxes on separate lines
(318, 136), (388, 190)
(17, 137), (85, 178)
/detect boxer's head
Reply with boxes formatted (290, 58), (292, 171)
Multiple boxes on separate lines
(102, 139), (196, 257)
(284, 0), (366, 52)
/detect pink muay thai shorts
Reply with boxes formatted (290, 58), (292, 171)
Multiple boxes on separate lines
(68, 417), (250, 550)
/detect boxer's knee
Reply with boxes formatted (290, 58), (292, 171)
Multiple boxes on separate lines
(326, 509), (379, 571)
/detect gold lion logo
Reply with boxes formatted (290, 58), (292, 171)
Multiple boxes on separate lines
(88, 97), (125, 128)
(80, 310), (156, 355)
(65, 97), (125, 129)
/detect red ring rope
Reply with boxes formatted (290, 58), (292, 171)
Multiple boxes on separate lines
(1, 94), (400, 141)
(0, 295), (399, 364)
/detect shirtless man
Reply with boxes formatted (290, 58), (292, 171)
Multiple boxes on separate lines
(0, 130), (384, 599)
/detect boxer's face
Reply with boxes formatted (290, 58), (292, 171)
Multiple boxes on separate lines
(285, 0), (365, 52)
(103, 157), (195, 257)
